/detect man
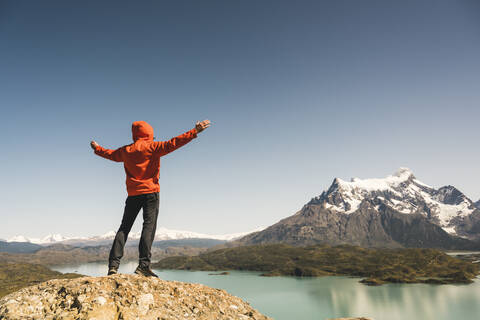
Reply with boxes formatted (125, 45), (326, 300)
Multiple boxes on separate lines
(90, 119), (211, 277)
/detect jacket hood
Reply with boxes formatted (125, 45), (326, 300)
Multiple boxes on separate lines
(132, 121), (154, 142)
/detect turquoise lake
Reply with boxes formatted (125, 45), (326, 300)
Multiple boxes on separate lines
(52, 262), (480, 320)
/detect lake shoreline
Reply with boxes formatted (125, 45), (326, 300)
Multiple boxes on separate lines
(49, 264), (480, 320)
(152, 244), (480, 286)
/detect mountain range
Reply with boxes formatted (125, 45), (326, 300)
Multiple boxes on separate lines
(6, 227), (264, 247)
(239, 168), (480, 249)
(5, 168), (480, 251)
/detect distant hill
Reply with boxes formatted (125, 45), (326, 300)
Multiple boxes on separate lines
(237, 168), (480, 249)
(0, 263), (82, 298)
(153, 244), (480, 285)
(152, 238), (226, 249)
(5, 227), (261, 247)
(0, 241), (42, 254)
(0, 240), (217, 266)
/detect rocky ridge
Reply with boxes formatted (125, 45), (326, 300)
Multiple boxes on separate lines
(0, 274), (270, 320)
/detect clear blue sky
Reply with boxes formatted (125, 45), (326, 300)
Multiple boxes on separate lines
(1, 0), (480, 239)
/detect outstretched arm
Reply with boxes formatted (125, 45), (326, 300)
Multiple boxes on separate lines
(90, 140), (123, 162)
(155, 120), (211, 156)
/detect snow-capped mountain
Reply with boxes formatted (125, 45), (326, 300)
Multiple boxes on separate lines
(80, 227), (263, 242)
(239, 168), (480, 249)
(309, 167), (478, 238)
(6, 227), (264, 246)
(7, 234), (73, 245)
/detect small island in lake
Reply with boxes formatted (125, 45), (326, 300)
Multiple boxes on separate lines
(152, 244), (480, 285)
(208, 271), (230, 276)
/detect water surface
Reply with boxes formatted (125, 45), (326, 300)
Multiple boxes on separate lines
(52, 262), (480, 320)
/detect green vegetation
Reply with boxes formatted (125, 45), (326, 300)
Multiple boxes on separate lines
(0, 263), (83, 298)
(152, 244), (480, 285)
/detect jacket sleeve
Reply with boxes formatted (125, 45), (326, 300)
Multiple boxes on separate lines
(94, 145), (124, 162)
(153, 128), (198, 156)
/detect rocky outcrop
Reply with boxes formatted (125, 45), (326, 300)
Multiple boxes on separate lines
(0, 274), (270, 320)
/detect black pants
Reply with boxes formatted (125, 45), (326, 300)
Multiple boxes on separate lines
(108, 192), (159, 269)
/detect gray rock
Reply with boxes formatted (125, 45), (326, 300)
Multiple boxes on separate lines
(0, 274), (271, 320)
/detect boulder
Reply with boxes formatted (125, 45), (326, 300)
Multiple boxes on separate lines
(0, 274), (271, 320)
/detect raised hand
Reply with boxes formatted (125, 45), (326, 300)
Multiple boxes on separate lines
(90, 140), (99, 150)
(195, 119), (211, 133)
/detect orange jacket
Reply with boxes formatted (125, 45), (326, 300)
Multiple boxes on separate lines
(94, 121), (198, 196)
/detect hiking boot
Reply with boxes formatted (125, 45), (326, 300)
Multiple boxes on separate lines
(107, 267), (118, 276)
(134, 265), (159, 278)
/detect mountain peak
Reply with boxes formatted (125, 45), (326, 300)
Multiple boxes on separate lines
(393, 167), (415, 179)
(333, 167), (416, 194)
(310, 168), (479, 238)
(246, 168), (480, 248)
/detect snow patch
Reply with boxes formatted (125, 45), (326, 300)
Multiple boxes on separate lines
(442, 226), (456, 234)
(6, 227), (265, 245)
(319, 167), (476, 235)
(336, 168), (413, 194)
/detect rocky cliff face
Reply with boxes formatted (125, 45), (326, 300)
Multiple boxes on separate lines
(239, 168), (480, 249)
(0, 274), (270, 320)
